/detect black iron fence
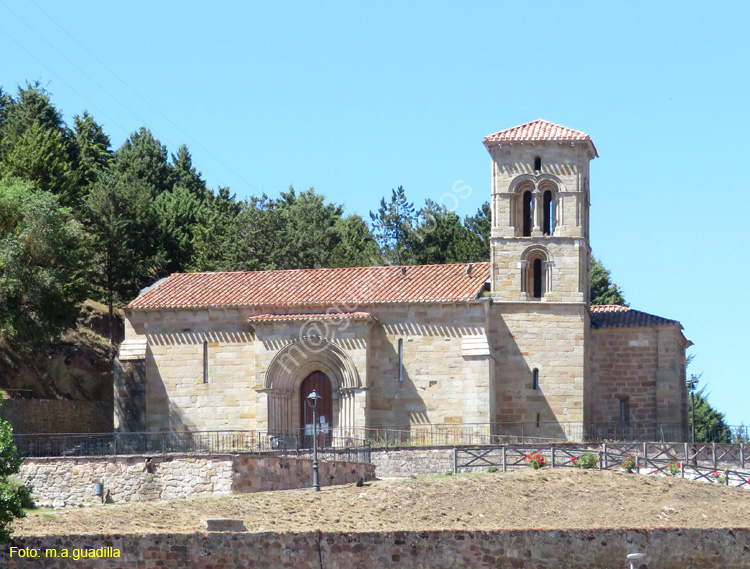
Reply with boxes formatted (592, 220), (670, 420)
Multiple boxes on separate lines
(14, 430), (371, 464)
(14, 421), (749, 458)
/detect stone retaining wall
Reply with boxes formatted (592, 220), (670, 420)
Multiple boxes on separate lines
(1, 400), (113, 434)
(5, 528), (750, 568)
(19, 454), (375, 507)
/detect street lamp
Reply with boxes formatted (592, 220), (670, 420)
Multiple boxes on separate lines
(306, 389), (322, 492)
(627, 552), (646, 569)
(687, 375), (699, 443)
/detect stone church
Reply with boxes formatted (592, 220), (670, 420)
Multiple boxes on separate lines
(115, 120), (690, 442)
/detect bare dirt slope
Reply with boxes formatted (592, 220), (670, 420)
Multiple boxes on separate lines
(15, 469), (750, 536)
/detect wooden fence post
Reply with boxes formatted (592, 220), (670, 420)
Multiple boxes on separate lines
(684, 442), (688, 467)
(741, 444), (745, 470)
(551, 445), (556, 469)
(598, 451), (603, 470)
(725, 469), (730, 486)
(502, 446), (507, 472)
(453, 448), (458, 474)
(713, 443), (717, 469)
(603, 443), (608, 469)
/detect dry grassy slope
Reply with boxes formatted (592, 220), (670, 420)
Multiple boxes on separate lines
(0, 300), (122, 401)
(15, 469), (750, 537)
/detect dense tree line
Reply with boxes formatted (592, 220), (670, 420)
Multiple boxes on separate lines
(0, 83), (492, 349)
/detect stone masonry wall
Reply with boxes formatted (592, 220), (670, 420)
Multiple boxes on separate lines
(366, 302), (489, 429)
(490, 303), (587, 431)
(6, 528), (750, 569)
(1, 400), (113, 434)
(19, 454), (375, 507)
(590, 326), (688, 427)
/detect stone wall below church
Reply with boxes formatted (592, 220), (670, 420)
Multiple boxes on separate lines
(19, 454), (375, 507)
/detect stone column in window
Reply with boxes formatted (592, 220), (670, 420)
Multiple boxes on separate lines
(532, 189), (543, 236)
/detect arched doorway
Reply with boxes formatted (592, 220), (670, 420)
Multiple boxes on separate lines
(300, 371), (333, 447)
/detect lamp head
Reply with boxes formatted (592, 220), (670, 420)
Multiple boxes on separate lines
(306, 389), (322, 408)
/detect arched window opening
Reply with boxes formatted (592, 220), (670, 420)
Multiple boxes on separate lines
(534, 156), (541, 171)
(522, 190), (533, 237)
(543, 190), (554, 235)
(532, 258), (543, 298)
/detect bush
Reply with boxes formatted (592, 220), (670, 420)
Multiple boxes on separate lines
(524, 452), (545, 469)
(3, 478), (33, 509)
(621, 453), (637, 473)
(572, 452), (598, 469)
(487, 466), (499, 473)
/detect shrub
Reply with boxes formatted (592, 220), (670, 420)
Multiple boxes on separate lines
(3, 477), (33, 509)
(487, 466), (499, 473)
(524, 452), (545, 469)
(711, 471), (727, 484)
(622, 454), (637, 473)
(573, 452), (598, 469)
(356, 478), (364, 487)
(665, 460), (681, 476)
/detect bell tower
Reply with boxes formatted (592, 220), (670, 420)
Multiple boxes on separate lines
(483, 120), (598, 437)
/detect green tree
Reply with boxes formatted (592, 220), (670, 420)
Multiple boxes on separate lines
(330, 214), (381, 267)
(0, 84), (78, 206)
(113, 127), (170, 196)
(0, 178), (90, 351)
(410, 199), (473, 265)
(590, 256), (627, 305)
(369, 186), (417, 265)
(169, 145), (208, 200)
(463, 202), (491, 262)
(269, 187), (344, 269)
(71, 111), (112, 194)
(85, 170), (164, 317)
(692, 388), (732, 443)
(190, 187), (244, 272)
(0, 400), (26, 543)
(153, 184), (203, 274)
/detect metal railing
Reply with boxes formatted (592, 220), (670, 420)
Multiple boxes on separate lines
(13, 430), (371, 463)
(14, 421), (749, 458)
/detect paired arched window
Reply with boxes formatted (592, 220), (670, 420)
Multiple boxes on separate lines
(514, 180), (557, 237)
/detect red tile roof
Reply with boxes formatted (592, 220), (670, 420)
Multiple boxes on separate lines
(247, 312), (377, 323)
(128, 262), (491, 310)
(484, 119), (592, 143)
(590, 305), (681, 329)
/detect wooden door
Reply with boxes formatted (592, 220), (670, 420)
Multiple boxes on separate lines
(300, 371), (333, 447)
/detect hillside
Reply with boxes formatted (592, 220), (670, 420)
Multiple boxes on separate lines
(14, 469), (750, 536)
(0, 301), (121, 405)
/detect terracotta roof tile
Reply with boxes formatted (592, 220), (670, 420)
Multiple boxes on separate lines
(484, 119), (592, 143)
(128, 262), (491, 310)
(590, 305), (681, 329)
(247, 312), (377, 323)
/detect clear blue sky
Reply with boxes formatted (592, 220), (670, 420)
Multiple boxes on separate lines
(2, 1), (748, 426)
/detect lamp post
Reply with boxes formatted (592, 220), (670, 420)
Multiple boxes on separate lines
(306, 389), (322, 492)
(627, 552), (646, 569)
(687, 375), (699, 443)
